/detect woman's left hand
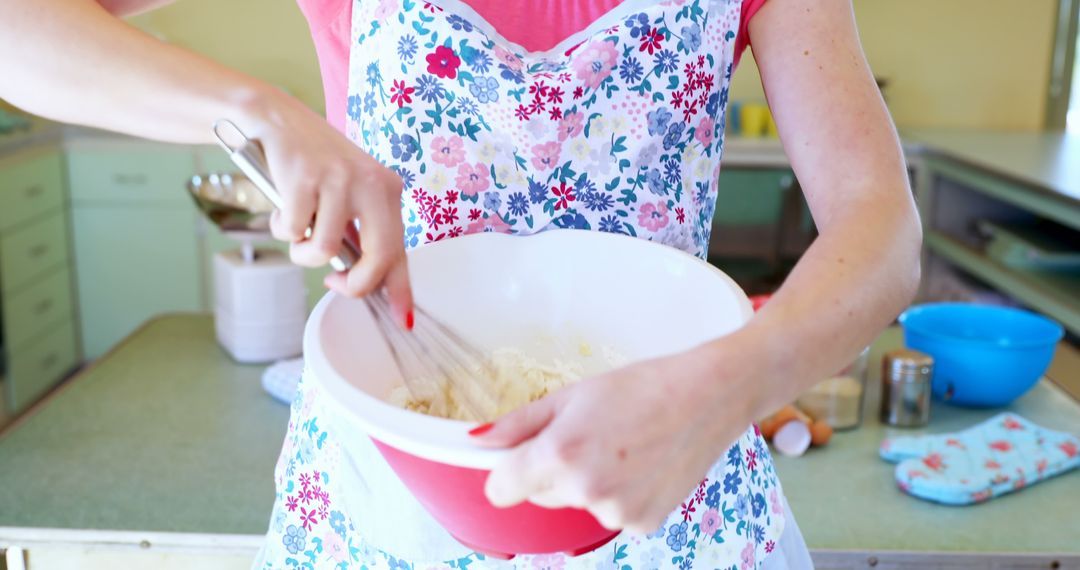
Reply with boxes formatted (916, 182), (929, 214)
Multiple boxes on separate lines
(470, 338), (763, 534)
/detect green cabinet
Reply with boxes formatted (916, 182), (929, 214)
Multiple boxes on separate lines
(3, 265), (75, 349)
(68, 145), (202, 359)
(67, 147), (200, 205)
(5, 319), (79, 412)
(0, 147), (80, 418)
(0, 210), (70, 293)
(708, 166), (815, 292)
(714, 168), (793, 226)
(710, 167), (802, 258)
(0, 150), (64, 232)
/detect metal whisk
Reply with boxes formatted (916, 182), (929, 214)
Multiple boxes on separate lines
(213, 119), (501, 421)
(364, 291), (500, 421)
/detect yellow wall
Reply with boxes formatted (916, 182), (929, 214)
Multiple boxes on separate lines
(128, 0), (1057, 130)
(129, 0), (325, 114)
(731, 0), (1059, 131)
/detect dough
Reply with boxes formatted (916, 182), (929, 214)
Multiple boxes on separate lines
(388, 344), (625, 422)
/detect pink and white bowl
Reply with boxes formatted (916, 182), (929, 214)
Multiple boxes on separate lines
(303, 230), (752, 559)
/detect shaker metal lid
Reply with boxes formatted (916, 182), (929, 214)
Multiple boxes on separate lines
(883, 349), (934, 379)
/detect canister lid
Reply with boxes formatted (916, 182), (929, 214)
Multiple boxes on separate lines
(883, 349), (933, 380)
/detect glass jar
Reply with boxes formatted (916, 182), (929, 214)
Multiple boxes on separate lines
(796, 346), (869, 430)
(880, 349), (933, 428)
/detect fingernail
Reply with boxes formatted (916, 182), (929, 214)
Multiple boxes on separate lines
(468, 422), (494, 436)
(405, 309), (414, 331)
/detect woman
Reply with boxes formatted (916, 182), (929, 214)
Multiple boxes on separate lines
(0, 0), (921, 567)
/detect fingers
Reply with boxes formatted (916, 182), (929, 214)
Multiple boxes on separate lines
(470, 392), (561, 448)
(322, 221), (361, 290)
(381, 255), (414, 329)
(616, 455), (704, 534)
(337, 241), (397, 298)
(251, 111), (413, 311)
(276, 176), (318, 243)
(290, 185), (349, 267)
(589, 476), (660, 533)
(474, 381), (685, 533)
(484, 435), (561, 508)
(482, 394), (586, 508)
(590, 500), (632, 532)
(320, 212), (412, 325)
(268, 209), (295, 243)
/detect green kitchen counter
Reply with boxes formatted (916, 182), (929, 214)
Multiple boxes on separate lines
(725, 129), (1080, 207)
(773, 328), (1080, 566)
(0, 315), (289, 539)
(1, 316), (1079, 566)
(903, 129), (1080, 206)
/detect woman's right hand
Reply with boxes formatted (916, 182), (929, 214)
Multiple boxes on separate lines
(241, 89), (413, 326)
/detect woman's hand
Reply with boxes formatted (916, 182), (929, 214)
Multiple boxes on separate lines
(241, 90), (413, 324)
(470, 336), (763, 534)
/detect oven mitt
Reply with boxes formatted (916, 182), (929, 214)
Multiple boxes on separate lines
(879, 413), (1080, 505)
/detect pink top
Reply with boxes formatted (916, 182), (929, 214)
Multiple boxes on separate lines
(296, 0), (767, 133)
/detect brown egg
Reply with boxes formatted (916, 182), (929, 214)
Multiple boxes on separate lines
(791, 406), (813, 424)
(759, 417), (780, 440)
(772, 405), (800, 427)
(810, 419), (834, 446)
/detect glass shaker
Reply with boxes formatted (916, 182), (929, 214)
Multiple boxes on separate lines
(796, 346), (869, 430)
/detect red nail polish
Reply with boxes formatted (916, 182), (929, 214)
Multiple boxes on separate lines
(468, 422), (494, 436)
(405, 309), (415, 331)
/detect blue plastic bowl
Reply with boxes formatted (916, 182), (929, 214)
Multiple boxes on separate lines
(898, 303), (1063, 407)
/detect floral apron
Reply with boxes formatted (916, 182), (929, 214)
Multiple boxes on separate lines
(255, 0), (804, 568)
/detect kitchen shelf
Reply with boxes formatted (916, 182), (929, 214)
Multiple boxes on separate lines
(925, 231), (1080, 335)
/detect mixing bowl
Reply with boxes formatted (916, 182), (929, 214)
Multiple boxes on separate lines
(899, 303), (1063, 408)
(304, 230), (753, 558)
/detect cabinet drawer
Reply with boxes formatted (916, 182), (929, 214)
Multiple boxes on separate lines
(0, 211), (70, 293)
(5, 319), (79, 413)
(2, 266), (75, 348)
(714, 169), (793, 226)
(0, 150), (65, 232)
(67, 148), (195, 204)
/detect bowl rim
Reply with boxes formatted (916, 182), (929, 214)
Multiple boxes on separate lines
(303, 229), (753, 469)
(898, 302), (1064, 349)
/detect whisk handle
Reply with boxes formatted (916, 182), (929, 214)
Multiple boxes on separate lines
(212, 119), (361, 273)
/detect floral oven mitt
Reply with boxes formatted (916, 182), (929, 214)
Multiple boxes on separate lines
(879, 413), (1080, 505)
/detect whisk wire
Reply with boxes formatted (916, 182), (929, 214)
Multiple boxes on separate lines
(364, 296), (435, 400)
(364, 292), (499, 421)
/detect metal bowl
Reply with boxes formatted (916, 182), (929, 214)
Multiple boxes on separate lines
(187, 172), (275, 233)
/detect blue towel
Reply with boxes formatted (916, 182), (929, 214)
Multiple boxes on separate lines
(879, 413), (1080, 505)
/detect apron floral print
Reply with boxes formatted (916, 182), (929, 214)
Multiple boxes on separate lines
(258, 378), (789, 570)
(347, 0), (738, 259)
(255, 1), (789, 568)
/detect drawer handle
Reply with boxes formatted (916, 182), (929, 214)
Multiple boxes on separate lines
(23, 184), (44, 198)
(34, 298), (54, 315)
(4, 546), (28, 570)
(114, 173), (149, 185)
(40, 351), (58, 369)
(27, 243), (49, 259)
